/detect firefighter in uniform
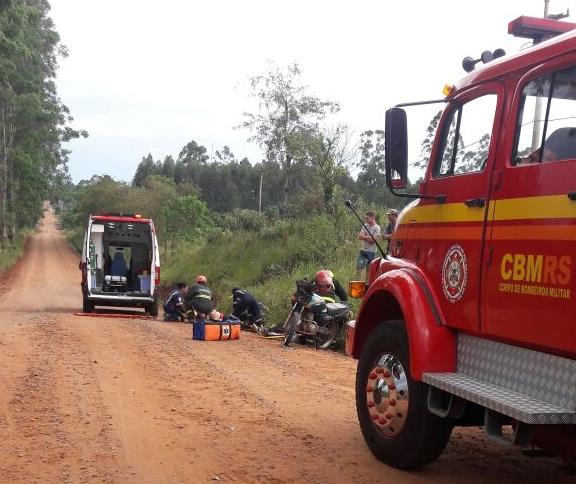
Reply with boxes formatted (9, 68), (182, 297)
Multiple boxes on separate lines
(232, 287), (263, 327)
(186, 275), (214, 318)
(163, 282), (188, 321)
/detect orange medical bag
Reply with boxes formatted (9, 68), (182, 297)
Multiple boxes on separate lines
(192, 319), (241, 341)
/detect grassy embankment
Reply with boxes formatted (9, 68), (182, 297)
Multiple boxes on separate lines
(0, 231), (31, 276)
(66, 227), (84, 254)
(162, 211), (371, 326)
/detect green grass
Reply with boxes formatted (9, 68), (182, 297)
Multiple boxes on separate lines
(66, 227), (84, 253)
(0, 231), (31, 275)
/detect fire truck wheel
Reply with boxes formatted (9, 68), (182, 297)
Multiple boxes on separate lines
(356, 320), (453, 469)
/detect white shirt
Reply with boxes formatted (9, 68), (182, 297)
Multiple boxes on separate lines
(359, 223), (380, 252)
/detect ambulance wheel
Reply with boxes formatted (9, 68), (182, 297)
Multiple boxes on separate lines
(147, 299), (159, 317)
(356, 320), (453, 469)
(82, 296), (94, 313)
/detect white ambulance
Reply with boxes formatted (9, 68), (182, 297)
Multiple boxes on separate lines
(79, 213), (160, 315)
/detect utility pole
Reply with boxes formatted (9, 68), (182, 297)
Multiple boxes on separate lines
(258, 167), (263, 213)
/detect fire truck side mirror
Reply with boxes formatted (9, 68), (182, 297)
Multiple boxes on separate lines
(385, 107), (408, 190)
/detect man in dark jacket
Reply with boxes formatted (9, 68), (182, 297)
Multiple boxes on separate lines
(231, 287), (263, 329)
(185, 275), (214, 318)
(164, 282), (188, 321)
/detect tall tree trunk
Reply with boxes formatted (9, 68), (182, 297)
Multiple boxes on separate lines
(7, 105), (16, 241)
(0, 105), (8, 243)
(9, 165), (16, 240)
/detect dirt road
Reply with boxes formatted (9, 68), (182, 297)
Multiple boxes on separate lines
(0, 211), (572, 483)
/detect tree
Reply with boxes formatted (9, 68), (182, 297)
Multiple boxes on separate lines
(175, 139), (209, 184)
(239, 63), (339, 212)
(161, 155), (175, 179)
(75, 175), (131, 223)
(178, 140), (208, 165)
(0, 0), (86, 242)
(357, 129), (386, 201)
(162, 195), (213, 250)
(417, 110), (442, 170)
(132, 154), (160, 186)
(307, 124), (358, 208)
(215, 145), (236, 164)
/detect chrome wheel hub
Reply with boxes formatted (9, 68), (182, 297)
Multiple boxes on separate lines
(365, 353), (409, 437)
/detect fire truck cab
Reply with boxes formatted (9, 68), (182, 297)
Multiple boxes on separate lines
(347, 17), (576, 469)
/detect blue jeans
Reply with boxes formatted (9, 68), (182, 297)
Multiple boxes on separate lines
(356, 250), (376, 270)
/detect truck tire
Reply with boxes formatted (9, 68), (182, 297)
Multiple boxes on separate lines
(82, 296), (94, 313)
(356, 320), (453, 469)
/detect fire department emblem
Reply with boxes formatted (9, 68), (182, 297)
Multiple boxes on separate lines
(442, 245), (468, 303)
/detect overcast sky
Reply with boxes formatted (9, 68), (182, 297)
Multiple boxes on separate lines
(48, 0), (574, 183)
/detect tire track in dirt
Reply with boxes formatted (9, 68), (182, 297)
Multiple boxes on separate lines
(0, 314), (132, 483)
(53, 315), (405, 483)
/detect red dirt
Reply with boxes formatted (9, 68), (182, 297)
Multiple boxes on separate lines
(0, 210), (572, 483)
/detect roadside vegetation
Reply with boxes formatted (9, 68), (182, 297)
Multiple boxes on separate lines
(0, 230), (29, 275)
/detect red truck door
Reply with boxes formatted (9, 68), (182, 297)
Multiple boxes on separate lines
(418, 83), (504, 333)
(483, 62), (576, 354)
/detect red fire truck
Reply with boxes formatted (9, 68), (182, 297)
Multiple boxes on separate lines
(347, 16), (576, 469)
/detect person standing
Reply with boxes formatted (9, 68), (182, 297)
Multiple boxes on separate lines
(355, 211), (381, 280)
(382, 209), (398, 254)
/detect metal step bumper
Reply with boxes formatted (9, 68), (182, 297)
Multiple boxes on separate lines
(423, 334), (576, 425)
(423, 372), (576, 424)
